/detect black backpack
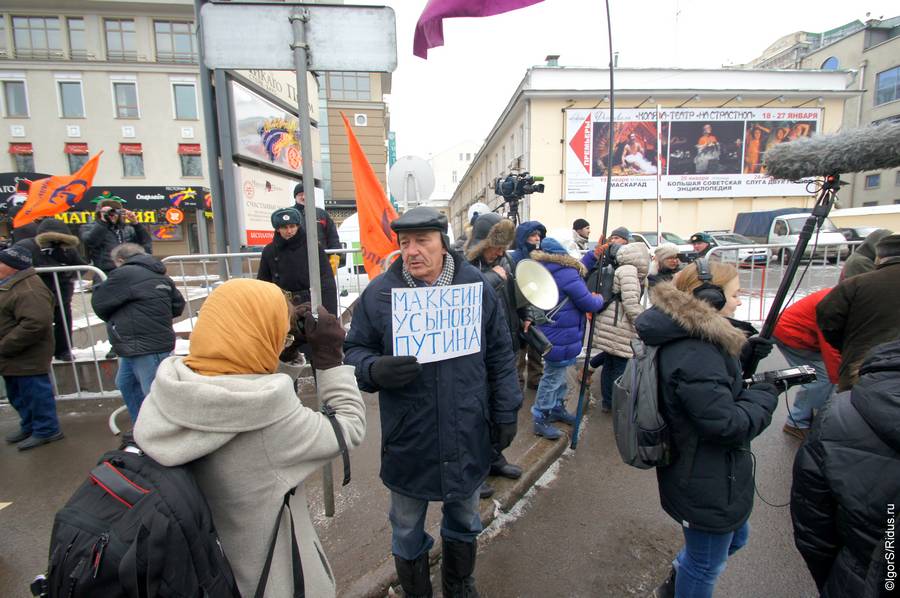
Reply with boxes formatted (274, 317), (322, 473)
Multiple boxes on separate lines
(586, 245), (621, 311)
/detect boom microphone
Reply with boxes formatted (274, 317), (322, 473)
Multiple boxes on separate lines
(764, 122), (900, 181)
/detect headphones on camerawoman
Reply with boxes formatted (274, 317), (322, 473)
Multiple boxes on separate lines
(693, 258), (726, 310)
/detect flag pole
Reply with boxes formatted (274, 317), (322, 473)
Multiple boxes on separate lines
(571, 0), (615, 450)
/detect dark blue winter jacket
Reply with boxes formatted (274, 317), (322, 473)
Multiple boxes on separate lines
(529, 238), (604, 363)
(344, 250), (523, 501)
(509, 221), (547, 267)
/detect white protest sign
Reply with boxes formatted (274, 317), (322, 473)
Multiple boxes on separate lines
(391, 282), (483, 364)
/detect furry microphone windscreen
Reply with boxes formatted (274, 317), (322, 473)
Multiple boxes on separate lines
(764, 121), (900, 181)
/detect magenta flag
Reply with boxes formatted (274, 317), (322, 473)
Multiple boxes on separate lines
(414, 0), (545, 58)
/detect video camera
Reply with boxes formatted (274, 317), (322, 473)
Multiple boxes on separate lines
(743, 365), (817, 393)
(494, 172), (545, 201)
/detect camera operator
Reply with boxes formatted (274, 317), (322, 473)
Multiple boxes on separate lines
(791, 338), (900, 597)
(82, 199), (152, 275)
(635, 261), (778, 598)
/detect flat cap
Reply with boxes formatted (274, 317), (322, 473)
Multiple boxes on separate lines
(391, 207), (448, 235)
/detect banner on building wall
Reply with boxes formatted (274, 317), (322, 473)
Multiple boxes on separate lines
(564, 108), (822, 200)
(230, 80), (321, 177)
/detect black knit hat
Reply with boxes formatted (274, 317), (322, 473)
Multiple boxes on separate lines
(573, 218), (590, 231)
(0, 245), (33, 270)
(609, 226), (631, 241)
(293, 182), (304, 196)
(876, 233), (900, 259)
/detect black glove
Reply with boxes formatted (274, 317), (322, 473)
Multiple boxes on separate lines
(741, 336), (775, 377)
(491, 421), (517, 451)
(370, 355), (421, 389)
(303, 305), (345, 370)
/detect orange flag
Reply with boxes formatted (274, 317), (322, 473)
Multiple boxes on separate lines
(13, 152), (102, 227)
(340, 112), (398, 280)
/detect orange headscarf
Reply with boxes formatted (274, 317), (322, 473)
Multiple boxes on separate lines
(184, 279), (290, 376)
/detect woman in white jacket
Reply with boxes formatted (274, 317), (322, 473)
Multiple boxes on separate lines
(134, 278), (365, 597)
(591, 242), (650, 411)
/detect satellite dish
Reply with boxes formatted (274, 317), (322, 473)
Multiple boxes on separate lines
(515, 259), (560, 311)
(467, 202), (491, 223)
(388, 156), (434, 209)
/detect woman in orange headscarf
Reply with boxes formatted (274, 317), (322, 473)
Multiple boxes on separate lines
(135, 279), (365, 597)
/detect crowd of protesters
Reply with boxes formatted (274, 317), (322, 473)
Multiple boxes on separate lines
(1, 199), (897, 598)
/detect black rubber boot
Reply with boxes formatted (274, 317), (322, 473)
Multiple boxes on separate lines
(394, 553), (433, 598)
(651, 566), (676, 598)
(441, 538), (479, 598)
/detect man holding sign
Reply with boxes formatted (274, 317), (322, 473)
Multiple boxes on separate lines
(345, 207), (522, 597)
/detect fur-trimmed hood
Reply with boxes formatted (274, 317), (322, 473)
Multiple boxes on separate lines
(530, 249), (588, 277)
(636, 282), (746, 356)
(465, 216), (515, 261)
(36, 231), (79, 249)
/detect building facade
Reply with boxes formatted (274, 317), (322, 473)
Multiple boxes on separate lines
(427, 139), (480, 216)
(736, 20), (865, 69)
(449, 63), (855, 239)
(798, 17), (900, 206)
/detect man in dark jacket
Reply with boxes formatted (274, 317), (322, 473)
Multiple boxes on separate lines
(15, 218), (86, 361)
(465, 212), (527, 486)
(258, 207), (337, 361)
(82, 199), (152, 274)
(91, 243), (185, 422)
(817, 233), (900, 391)
(0, 245), (64, 450)
(840, 228), (891, 280)
(791, 339), (900, 597)
(510, 220), (547, 390)
(293, 182), (340, 282)
(344, 206), (522, 598)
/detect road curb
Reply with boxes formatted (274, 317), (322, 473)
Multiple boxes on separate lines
(342, 430), (571, 598)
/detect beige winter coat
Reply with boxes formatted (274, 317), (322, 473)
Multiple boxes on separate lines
(134, 359), (366, 598)
(591, 243), (650, 358)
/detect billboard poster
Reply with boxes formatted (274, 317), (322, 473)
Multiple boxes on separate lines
(230, 80), (321, 177)
(565, 108), (821, 200)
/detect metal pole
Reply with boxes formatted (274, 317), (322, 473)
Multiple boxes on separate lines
(291, 9), (322, 312)
(213, 69), (245, 277)
(655, 104), (662, 241)
(290, 8), (334, 518)
(193, 0), (228, 261)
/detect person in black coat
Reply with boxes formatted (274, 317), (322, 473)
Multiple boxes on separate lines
(344, 207), (522, 598)
(91, 244), (185, 422)
(635, 260), (778, 598)
(258, 207), (337, 362)
(81, 199), (152, 274)
(791, 339), (900, 597)
(14, 218), (87, 361)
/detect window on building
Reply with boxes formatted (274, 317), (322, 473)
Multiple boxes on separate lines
(154, 21), (197, 63)
(10, 143), (35, 171)
(875, 66), (900, 106)
(172, 83), (198, 119)
(466, 153), (471, 161)
(865, 174), (881, 189)
(113, 82), (139, 118)
(452, 170), (458, 183)
(68, 18), (86, 60)
(58, 81), (84, 117)
(458, 153), (463, 161)
(863, 201), (878, 207)
(178, 144), (202, 177)
(820, 56), (839, 70)
(12, 16), (62, 60)
(2, 80), (28, 117)
(65, 143), (89, 173)
(105, 19), (136, 62)
(0, 17), (7, 57)
(896, 170), (900, 186)
(120, 143), (144, 177)
(327, 72), (371, 101)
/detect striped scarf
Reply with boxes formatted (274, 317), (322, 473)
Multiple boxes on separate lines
(402, 254), (455, 288)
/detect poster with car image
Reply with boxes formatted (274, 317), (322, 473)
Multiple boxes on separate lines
(565, 108), (820, 200)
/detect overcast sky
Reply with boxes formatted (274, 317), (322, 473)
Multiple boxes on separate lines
(361, 0), (897, 160)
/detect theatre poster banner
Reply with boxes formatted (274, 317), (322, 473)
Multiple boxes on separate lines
(564, 108), (822, 200)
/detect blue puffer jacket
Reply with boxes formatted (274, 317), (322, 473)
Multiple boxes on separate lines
(509, 221), (547, 267)
(344, 251), (522, 501)
(530, 238), (604, 362)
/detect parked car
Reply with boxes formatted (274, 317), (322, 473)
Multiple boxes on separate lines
(631, 231), (694, 257)
(704, 231), (770, 266)
(733, 209), (849, 261)
(838, 226), (879, 242)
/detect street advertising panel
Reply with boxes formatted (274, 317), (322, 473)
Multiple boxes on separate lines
(230, 80), (321, 177)
(233, 163), (296, 246)
(565, 108), (821, 200)
(233, 69), (320, 122)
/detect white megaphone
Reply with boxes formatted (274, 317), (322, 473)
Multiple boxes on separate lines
(514, 259), (559, 311)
